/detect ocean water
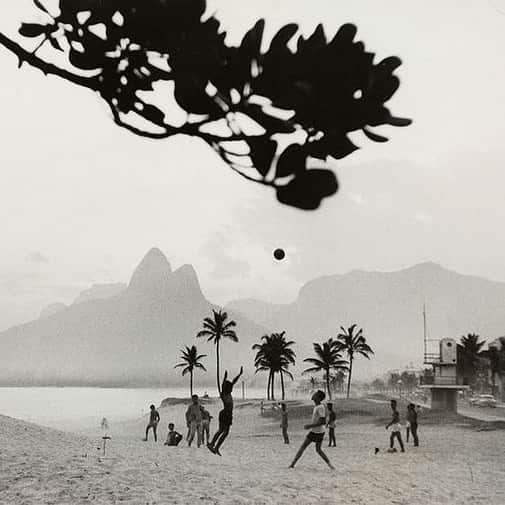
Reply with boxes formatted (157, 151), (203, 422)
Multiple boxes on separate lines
(0, 386), (266, 431)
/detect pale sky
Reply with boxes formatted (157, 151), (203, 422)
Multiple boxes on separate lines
(1, 0), (505, 331)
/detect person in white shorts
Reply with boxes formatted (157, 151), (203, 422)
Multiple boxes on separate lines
(289, 390), (334, 469)
(385, 399), (405, 452)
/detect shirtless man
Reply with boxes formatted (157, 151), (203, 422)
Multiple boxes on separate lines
(289, 390), (334, 469)
(186, 394), (203, 447)
(207, 366), (243, 456)
(144, 404), (160, 442)
(386, 399), (405, 452)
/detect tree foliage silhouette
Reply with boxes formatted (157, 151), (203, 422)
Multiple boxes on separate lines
(174, 344), (207, 397)
(252, 331), (296, 400)
(0, 0), (411, 210)
(196, 309), (237, 395)
(337, 324), (374, 398)
(303, 338), (348, 400)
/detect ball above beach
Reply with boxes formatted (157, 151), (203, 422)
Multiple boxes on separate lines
(273, 248), (285, 260)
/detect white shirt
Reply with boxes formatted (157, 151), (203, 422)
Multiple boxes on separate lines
(311, 404), (326, 434)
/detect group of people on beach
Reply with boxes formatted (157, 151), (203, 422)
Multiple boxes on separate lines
(144, 369), (419, 468)
(143, 366), (243, 456)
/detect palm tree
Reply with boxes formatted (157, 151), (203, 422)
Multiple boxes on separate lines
(196, 309), (238, 395)
(252, 331), (296, 400)
(457, 333), (486, 387)
(303, 338), (348, 400)
(337, 324), (374, 398)
(174, 345), (207, 396)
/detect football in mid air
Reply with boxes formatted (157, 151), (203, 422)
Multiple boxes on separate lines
(273, 248), (285, 260)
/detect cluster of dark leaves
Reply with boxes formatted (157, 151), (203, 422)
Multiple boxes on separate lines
(19, 0), (411, 210)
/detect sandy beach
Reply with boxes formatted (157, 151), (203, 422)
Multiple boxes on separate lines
(1, 398), (505, 504)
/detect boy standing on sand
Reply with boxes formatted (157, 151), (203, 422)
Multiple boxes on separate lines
(289, 390), (334, 469)
(406, 403), (419, 446)
(144, 404), (160, 442)
(386, 399), (405, 452)
(200, 405), (213, 445)
(186, 394), (203, 447)
(280, 403), (289, 444)
(207, 366), (243, 456)
(327, 402), (336, 447)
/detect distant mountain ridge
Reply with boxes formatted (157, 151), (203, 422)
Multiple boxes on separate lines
(226, 262), (505, 377)
(0, 248), (264, 387)
(3, 254), (505, 386)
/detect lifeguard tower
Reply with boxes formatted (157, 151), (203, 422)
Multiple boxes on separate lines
(419, 307), (469, 412)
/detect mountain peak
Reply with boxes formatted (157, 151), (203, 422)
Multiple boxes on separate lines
(128, 248), (172, 292)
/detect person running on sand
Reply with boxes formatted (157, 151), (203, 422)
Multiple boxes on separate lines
(144, 404), (160, 442)
(200, 405), (213, 445)
(386, 399), (405, 452)
(327, 402), (336, 447)
(164, 423), (183, 446)
(186, 394), (203, 447)
(280, 403), (289, 444)
(289, 390), (334, 469)
(207, 366), (243, 456)
(406, 403), (419, 446)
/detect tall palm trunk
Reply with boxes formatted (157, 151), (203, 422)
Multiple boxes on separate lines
(267, 371), (270, 400)
(216, 339), (221, 396)
(271, 371), (275, 401)
(280, 370), (285, 400)
(326, 368), (331, 400)
(347, 357), (353, 399)
(190, 369), (194, 397)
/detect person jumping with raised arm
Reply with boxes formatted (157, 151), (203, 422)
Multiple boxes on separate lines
(289, 390), (334, 469)
(207, 366), (243, 456)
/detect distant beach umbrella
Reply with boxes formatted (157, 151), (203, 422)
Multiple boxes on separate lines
(273, 248), (285, 260)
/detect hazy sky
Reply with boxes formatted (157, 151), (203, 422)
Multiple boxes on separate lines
(1, 0), (505, 331)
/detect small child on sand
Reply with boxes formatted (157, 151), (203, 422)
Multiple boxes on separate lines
(208, 366), (243, 456)
(289, 390), (334, 469)
(280, 403), (289, 444)
(385, 399), (405, 453)
(144, 404), (160, 442)
(164, 423), (183, 446)
(327, 402), (336, 447)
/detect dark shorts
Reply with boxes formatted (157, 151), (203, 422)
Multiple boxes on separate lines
(218, 408), (233, 428)
(307, 431), (325, 443)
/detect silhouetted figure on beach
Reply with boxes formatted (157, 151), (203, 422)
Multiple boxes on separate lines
(186, 394), (203, 447)
(200, 406), (213, 445)
(207, 366), (243, 456)
(144, 404), (160, 442)
(327, 402), (336, 447)
(289, 390), (334, 469)
(280, 403), (289, 444)
(406, 403), (419, 446)
(164, 423), (183, 446)
(386, 399), (404, 452)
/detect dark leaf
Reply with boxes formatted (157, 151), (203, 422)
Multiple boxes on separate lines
(276, 169), (338, 210)
(387, 116), (412, 127)
(363, 127), (388, 142)
(140, 104), (165, 124)
(248, 137), (277, 177)
(269, 23), (298, 51)
(275, 144), (307, 178)
(49, 36), (64, 52)
(244, 104), (296, 134)
(174, 78), (221, 115)
(19, 23), (47, 38)
(33, 0), (50, 15)
(240, 19), (265, 58)
(69, 48), (102, 70)
(309, 134), (358, 160)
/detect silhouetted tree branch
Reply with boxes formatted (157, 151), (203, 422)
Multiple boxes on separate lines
(0, 0), (412, 209)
